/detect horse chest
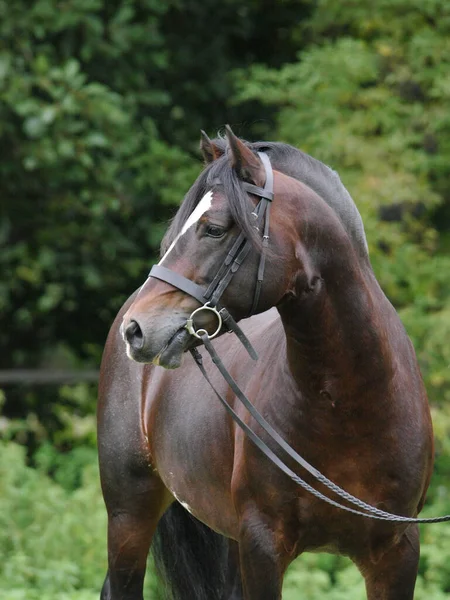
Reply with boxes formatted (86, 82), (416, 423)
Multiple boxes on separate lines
(145, 381), (241, 536)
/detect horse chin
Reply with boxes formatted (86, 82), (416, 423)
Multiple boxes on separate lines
(153, 327), (192, 369)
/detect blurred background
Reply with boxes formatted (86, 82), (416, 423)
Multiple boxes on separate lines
(2, 0), (450, 598)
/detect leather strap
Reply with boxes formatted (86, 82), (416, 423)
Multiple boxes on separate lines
(149, 152), (274, 314)
(242, 152), (274, 202)
(203, 233), (246, 300)
(220, 308), (258, 360)
(148, 152), (271, 355)
(248, 152), (274, 316)
(149, 265), (207, 305)
(250, 200), (271, 316)
(242, 183), (273, 201)
(210, 240), (253, 307)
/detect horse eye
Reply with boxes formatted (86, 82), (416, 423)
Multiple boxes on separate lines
(205, 225), (225, 238)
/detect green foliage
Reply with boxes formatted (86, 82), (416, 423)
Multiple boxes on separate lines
(0, 441), (163, 598)
(35, 441), (97, 490)
(0, 442), (107, 597)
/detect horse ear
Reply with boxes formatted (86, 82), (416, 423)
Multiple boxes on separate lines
(225, 125), (265, 186)
(200, 130), (223, 163)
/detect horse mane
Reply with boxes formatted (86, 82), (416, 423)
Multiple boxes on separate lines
(250, 140), (370, 262)
(161, 136), (369, 263)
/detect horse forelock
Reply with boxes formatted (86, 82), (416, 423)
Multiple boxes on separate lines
(160, 152), (261, 257)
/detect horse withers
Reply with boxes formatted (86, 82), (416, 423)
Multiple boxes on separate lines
(98, 127), (433, 599)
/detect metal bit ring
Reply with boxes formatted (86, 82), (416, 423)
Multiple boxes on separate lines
(185, 303), (223, 339)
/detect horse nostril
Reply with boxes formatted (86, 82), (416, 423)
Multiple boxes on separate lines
(125, 320), (144, 349)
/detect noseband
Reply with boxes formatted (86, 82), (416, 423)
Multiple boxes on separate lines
(149, 152), (274, 347)
(146, 152), (450, 525)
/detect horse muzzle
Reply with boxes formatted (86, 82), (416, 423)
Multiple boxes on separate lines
(122, 307), (221, 369)
(122, 313), (191, 368)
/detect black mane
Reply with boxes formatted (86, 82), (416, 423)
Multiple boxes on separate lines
(161, 137), (369, 263)
(250, 140), (369, 262)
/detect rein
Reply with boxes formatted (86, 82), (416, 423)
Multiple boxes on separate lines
(149, 153), (450, 524)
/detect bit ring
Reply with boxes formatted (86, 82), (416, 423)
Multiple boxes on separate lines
(185, 303), (223, 339)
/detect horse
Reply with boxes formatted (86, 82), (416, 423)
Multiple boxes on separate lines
(97, 126), (434, 600)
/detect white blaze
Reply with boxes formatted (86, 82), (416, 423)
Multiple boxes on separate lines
(122, 190), (214, 336)
(158, 190), (213, 265)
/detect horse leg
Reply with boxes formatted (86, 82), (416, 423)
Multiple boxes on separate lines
(357, 525), (420, 600)
(100, 474), (170, 600)
(237, 509), (287, 600)
(98, 394), (170, 600)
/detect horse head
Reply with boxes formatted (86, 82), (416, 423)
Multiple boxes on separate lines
(121, 127), (313, 368)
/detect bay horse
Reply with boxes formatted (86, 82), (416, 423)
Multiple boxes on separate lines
(98, 127), (434, 599)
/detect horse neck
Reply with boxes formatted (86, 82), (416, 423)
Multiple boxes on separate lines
(277, 201), (399, 404)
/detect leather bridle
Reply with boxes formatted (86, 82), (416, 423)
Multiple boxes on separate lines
(146, 151), (450, 524)
(149, 152), (273, 351)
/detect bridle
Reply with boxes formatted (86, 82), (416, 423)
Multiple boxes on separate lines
(147, 151), (450, 524)
(149, 151), (274, 353)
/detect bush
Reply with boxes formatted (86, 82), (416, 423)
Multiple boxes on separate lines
(0, 442), (106, 596)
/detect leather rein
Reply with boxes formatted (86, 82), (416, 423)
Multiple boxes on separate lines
(148, 152), (450, 524)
